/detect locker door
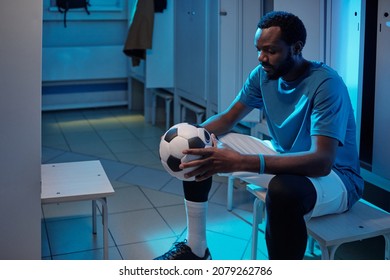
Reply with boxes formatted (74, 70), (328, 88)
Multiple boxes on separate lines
(372, 0), (390, 180)
(175, 0), (207, 102)
(219, 0), (240, 113)
(218, 0), (261, 122)
(273, 0), (325, 61)
(327, 0), (362, 118)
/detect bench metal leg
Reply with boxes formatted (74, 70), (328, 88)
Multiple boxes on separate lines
(318, 243), (340, 260)
(307, 236), (315, 254)
(165, 98), (172, 131)
(97, 197), (109, 260)
(251, 197), (265, 259)
(227, 176), (234, 211)
(195, 112), (204, 124)
(181, 106), (186, 123)
(152, 91), (173, 131)
(179, 99), (205, 124)
(384, 234), (390, 260)
(151, 93), (157, 126)
(92, 198), (109, 260)
(92, 200), (97, 234)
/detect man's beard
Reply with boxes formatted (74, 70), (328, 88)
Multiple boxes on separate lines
(263, 52), (295, 80)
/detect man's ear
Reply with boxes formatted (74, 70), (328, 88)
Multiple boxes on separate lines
(293, 41), (304, 55)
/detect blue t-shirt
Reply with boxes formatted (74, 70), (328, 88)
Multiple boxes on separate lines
(237, 61), (364, 208)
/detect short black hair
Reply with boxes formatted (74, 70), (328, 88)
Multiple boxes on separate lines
(257, 11), (307, 47)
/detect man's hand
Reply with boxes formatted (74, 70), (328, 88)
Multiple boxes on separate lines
(179, 134), (243, 181)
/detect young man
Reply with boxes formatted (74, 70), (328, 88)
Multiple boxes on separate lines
(155, 11), (364, 260)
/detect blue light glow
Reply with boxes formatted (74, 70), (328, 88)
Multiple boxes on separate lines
(330, 0), (362, 119)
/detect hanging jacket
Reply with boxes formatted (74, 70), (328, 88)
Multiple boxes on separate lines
(123, 0), (154, 66)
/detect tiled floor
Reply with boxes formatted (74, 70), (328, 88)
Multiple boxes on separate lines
(41, 106), (385, 260)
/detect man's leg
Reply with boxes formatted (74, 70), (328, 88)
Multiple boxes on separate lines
(182, 178), (212, 257)
(154, 177), (212, 260)
(265, 174), (317, 260)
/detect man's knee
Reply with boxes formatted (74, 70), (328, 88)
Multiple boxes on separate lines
(266, 174), (316, 211)
(267, 175), (297, 202)
(183, 177), (212, 202)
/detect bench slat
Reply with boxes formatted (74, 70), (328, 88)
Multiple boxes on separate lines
(307, 200), (390, 247)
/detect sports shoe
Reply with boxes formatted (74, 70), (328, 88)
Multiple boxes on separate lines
(154, 241), (212, 260)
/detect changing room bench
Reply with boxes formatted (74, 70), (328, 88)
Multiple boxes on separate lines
(246, 184), (390, 260)
(41, 160), (115, 259)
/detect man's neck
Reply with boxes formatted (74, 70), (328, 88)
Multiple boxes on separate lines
(282, 58), (309, 82)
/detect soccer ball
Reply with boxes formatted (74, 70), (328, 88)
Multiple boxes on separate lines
(159, 123), (212, 181)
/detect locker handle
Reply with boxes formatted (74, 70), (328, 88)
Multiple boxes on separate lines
(220, 11), (228, 16)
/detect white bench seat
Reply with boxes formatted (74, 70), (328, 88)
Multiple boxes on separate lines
(41, 161), (115, 259)
(246, 183), (390, 260)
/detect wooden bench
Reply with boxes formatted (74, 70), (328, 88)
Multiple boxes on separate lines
(246, 183), (390, 260)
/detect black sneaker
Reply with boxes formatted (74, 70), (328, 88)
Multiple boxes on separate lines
(154, 241), (212, 260)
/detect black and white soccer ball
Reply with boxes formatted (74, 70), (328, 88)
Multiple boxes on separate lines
(159, 122), (212, 181)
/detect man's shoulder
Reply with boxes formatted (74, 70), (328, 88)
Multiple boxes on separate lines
(309, 61), (339, 77)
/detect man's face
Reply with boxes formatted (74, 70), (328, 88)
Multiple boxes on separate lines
(254, 26), (294, 80)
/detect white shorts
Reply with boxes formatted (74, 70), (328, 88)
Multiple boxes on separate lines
(218, 133), (348, 221)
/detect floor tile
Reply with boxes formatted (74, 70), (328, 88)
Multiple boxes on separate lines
(58, 120), (94, 134)
(127, 125), (165, 138)
(106, 138), (149, 153)
(41, 147), (66, 163)
(207, 203), (252, 240)
(41, 221), (51, 258)
(41, 134), (69, 151)
(114, 150), (160, 166)
(44, 151), (97, 164)
(118, 165), (172, 190)
(87, 118), (126, 131)
(156, 204), (187, 236)
(107, 186), (153, 214)
(99, 159), (135, 181)
(108, 209), (176, 246)
(141, 136), (162, 152)
(52, 246), (123, 260)
(141, 187), (184, 208)
(97, 129), (136, 142)
(42, 200), (96, 220)
(118, 237), (178, 260)
(210, 181), (255, 212)
(45, 216), (115, 256)
(207, 231), (249, 260)
(159, 177), (185, 196)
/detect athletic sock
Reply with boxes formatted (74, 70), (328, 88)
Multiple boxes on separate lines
(184, 199), (208, 257)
